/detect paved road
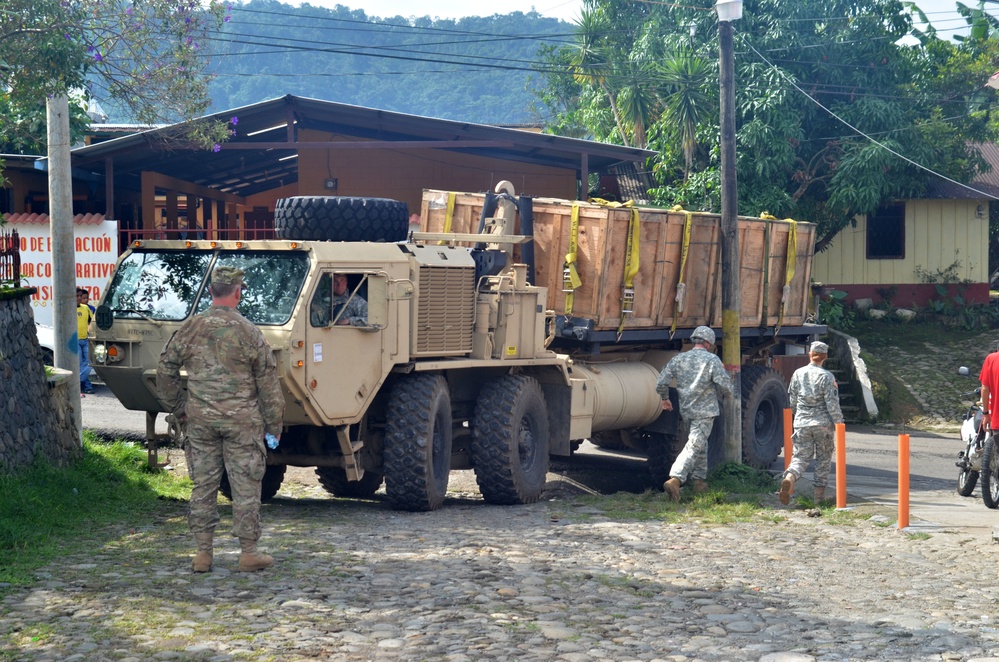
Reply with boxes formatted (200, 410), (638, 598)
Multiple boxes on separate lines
(82, 380), (999, 534)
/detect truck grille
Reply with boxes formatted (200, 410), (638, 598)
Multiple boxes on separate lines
(412, 266), (474, 356)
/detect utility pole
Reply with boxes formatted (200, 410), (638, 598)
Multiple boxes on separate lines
(47, 94), (82, 442)
(717, 0), (743, 463)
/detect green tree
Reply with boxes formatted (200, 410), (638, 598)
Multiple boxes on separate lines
(538, 0), (999, 250)
(0, 0), (233, 156)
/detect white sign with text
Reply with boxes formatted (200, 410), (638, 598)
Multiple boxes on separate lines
(17, 220), (119, 326)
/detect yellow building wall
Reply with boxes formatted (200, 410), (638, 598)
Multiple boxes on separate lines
(812, 198), (989, 285)
(296, 129), (578, 215)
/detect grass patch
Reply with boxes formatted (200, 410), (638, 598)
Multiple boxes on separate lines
(0, 431), (191, 588)
(571, 463), (780, 524)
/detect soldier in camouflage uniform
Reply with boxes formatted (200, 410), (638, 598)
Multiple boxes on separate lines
(779, 341), (844, 505)
(656, 326), (734, 501)
(157, 266), (285, 573)
(310, 273), (367, 326)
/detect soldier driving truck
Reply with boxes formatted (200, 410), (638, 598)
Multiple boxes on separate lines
(90, 184), (825, 512)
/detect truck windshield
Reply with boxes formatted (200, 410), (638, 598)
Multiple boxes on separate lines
(104, 250), (309, 325)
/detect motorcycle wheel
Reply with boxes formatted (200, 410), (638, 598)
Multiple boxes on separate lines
(981, 435), (999, 509)
(957, 464), (978, 497)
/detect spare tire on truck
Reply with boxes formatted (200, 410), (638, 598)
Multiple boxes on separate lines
(740, 365), (788, 469)
(274, 196), (409, 242)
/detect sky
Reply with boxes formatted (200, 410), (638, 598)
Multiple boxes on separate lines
(287, 0), (997, 32)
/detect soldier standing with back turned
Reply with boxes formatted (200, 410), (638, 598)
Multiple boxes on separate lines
(656, 326), (734, 501)
(157, 266), (285, 573)
(779, 340), (844, 505)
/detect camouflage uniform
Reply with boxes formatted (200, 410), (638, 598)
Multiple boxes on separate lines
(310, 275), (367, 326)
(331, 293), (367, 326)
(786, 362), (844, 489)
(157, 271), (284, 543)
(656, 347), (733, 482)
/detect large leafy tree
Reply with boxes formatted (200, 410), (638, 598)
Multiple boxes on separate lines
(537, 0), (999, 250)
(0, 0), (234, 157)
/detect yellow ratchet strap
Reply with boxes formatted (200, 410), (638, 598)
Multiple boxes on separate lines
(437, 192), (457, 245)
(589, 197), (641, 338)
(670, 207), (693, 339)
(562, 202), (583, 315)
(760, 212), (798, 331)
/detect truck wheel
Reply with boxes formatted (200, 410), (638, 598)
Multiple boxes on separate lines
(740, 366), (788, 469)
(384, 374), (453, 511)
(472, 375), (550, 505)
(315, 467), (384, 498)
(590, 431), (628, 451)
(274, 196), (409, 242)
(219, 465), (286, 503)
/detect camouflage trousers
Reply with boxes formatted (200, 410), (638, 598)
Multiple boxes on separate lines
(785, 426), (835, 489)
(186, 419), (266, 541)
(669, 417), (715, 483)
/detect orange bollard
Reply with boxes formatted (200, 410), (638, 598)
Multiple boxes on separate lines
(898, 433), (910, 530)
(835, 423), (847, 508)
(783, 409), (793, 472)
(783, 408), (794, 496)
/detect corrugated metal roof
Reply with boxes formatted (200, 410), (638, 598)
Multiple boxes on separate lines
(66, 95), (656, 198)
(924, 142), (999, 200)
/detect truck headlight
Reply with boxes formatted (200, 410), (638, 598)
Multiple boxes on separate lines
(92, 343), (108, 364)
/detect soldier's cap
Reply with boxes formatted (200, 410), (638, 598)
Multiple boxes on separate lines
(690, 325), (715, 346)
(211, 266), (244, 286)
(810, 341), (829, 354)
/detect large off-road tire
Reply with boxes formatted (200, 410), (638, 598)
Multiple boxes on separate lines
(219, 465), (286, 503)
(472, 375), (550, 505)
(273, 196), (409, 242)
(958, 465), (979, 497)
(315, 467), (384, 498)
(740, 366), (789, 469)
(384, 374), (453, 511)
(981, 434), (999, 509)
(590, 431), (628, 451)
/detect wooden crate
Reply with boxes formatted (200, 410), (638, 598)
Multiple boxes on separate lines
(420, 190), (815, 332)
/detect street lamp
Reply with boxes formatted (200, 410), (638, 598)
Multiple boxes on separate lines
(717, 0), (742, 463)
(716, 0), (743, 22)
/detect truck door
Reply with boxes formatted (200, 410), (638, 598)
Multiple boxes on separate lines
(304, 271), (387, 421)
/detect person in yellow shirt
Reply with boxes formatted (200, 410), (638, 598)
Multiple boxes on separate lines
(77, 288), (95, 394)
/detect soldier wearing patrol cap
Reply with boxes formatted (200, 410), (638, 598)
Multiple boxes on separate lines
(157, 265), (285, 573)
(779, 340), (844, 505)
(655, 325), (734, 501)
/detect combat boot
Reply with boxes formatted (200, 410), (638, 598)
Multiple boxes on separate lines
(692, 479), (709, 494)
(813, 486), (826, 504)
(663, 477), (682, 502)
(778, 474), (795, 505)
(237, 539), (274, 572)
(192, 532), (213, 573)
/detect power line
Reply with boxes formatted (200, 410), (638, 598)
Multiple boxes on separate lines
(742, 36), (998, 200)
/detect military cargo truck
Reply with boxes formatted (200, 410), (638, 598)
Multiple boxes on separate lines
(91, 184), (823, 511)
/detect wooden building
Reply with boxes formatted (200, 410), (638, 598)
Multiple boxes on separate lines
(3, 95), (654, 245)
(812, 144), (999, 307)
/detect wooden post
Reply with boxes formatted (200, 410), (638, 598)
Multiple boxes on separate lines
(46, 94), (82, 442)
(719, 14), (742, 464)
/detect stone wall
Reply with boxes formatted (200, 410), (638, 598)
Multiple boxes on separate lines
(0, 290), (81, 474)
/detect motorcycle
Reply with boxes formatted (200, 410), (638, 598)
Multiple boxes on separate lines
(956, 366), (999, 508)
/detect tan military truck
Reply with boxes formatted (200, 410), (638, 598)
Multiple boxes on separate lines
(91, 186), (822, 511)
